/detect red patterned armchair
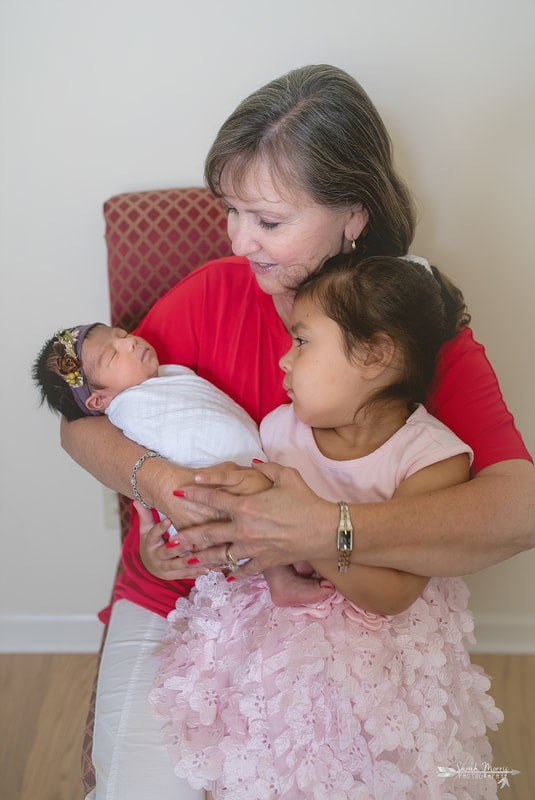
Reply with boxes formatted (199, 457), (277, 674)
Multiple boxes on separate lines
(81, 187), (231, 796)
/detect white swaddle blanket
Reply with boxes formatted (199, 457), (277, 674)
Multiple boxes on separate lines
(107, 364), (266, 536)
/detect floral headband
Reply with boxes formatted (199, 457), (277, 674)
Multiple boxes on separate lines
(49, 323), (100, 415)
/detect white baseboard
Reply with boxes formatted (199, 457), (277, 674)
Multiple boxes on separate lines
(0, 614), (105, 653)
(0, 612), (533, 654)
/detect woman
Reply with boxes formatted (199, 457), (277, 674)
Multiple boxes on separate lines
(62, 65), (534, 800)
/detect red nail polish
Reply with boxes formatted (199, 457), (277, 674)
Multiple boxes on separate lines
(227, 576), (236, 582)
(252, 459), (264, 464)
(173, 490), (185, 497)
(187, 557), (200, 565)
(162, 532), (170, 542)
(165, 540), (181, 549)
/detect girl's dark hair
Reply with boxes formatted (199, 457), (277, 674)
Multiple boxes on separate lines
(32, 329), (98, 421)
(295, 253), (470, 411)
(205, 64), (415, 258)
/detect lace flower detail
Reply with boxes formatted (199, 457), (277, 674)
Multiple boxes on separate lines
(365, 699), (420, 752)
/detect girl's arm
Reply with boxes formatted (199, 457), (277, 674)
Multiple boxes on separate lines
(305, 453), (470, 614)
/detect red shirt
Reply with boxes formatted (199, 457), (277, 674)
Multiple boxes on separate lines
(101, 256), (531, 621)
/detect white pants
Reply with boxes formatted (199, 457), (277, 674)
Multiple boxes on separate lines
(86, 599), (204, 800)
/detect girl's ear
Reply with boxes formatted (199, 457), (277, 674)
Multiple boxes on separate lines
(361, 334), (397, 376)
(85, 391), (112, 413)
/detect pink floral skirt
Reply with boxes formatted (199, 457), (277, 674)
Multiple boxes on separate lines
(150, 573), (502, 799)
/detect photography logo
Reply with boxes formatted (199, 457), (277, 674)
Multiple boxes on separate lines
(437, 763), (520, 789)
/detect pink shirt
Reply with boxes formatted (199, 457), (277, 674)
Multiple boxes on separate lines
(260, 403), (473, 503)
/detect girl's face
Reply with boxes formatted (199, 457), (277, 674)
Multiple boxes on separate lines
(220, 160), (368, 313)
(279, 296), (370, 430)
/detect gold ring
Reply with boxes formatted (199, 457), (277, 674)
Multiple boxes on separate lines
(225, 545), (239, 570)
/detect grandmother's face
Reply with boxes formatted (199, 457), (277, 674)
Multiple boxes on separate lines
(220, 160), (368, 303)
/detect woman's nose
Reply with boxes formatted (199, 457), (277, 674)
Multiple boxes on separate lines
(228, 216), (259, 258)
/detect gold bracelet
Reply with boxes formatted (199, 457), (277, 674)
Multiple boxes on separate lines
(337, 501), (353, 573)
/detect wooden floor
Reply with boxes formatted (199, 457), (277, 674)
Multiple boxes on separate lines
(1, 653), (97, 800)
(0, 653), (533, 799)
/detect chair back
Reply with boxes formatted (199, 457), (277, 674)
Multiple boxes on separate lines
(104, 187), (231, 536)
(106, 186), (230, 330)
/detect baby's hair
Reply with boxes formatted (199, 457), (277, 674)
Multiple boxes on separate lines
(295, 253), (468, 411)
(32, 325), (102, 421)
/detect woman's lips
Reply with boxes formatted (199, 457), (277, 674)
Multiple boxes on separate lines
(249, 260), (277, 275)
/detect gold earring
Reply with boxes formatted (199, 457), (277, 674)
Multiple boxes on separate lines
(351, 239), (356, 251)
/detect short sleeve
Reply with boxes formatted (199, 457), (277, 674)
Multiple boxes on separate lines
(426, 328), (531, 474)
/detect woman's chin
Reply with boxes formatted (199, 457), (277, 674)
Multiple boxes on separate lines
(249, 263), (285, 296)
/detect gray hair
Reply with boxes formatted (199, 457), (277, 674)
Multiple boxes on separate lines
(205, 64), (415, 258)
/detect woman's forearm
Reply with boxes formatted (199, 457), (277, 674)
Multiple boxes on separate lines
(351, 459), (535, 576)
(60, 415), (193, 512)
(61, 416), (148, 497)
(175, 459), (535, 579)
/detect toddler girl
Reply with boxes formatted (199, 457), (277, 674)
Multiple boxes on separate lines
(149, 253), (503, 799)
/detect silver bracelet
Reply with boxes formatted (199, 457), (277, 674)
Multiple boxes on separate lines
(130, 451), (160, 509)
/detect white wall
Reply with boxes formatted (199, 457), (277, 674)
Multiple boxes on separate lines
(1, 0), (534, 652)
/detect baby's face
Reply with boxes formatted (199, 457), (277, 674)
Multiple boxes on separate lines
(82, 325), (159, 399)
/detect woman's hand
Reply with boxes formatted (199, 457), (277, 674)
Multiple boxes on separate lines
(139, 463), (274, 579)
(135, 457), (232, 533)
(172, 461), (338, 577)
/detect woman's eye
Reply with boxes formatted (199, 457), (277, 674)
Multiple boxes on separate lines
(225, 206), (237, 217)
(259, 220), (278, 230)
(293, 337), (307, 347)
